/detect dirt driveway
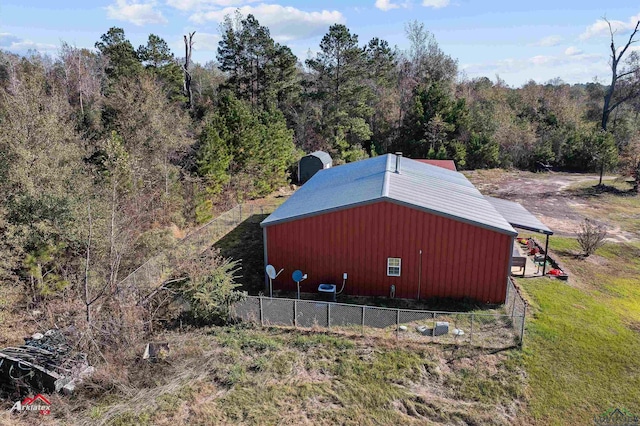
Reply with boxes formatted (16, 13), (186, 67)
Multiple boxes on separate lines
(465, 170), (634, 242)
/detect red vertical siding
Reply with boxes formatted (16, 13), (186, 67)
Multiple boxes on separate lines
(265, 201), (512, 304)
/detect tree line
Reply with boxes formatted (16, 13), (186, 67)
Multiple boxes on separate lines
(0, 13), (639, 328)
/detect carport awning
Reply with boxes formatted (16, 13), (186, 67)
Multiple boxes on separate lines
(484, 196), (554, 235)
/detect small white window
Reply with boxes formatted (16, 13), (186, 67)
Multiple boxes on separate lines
(387, 258), (401, 277)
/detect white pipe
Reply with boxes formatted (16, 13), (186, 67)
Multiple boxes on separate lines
(337, 279), (346, 294)
(337, 272), (347, 294)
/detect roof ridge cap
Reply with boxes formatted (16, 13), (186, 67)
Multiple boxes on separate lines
(382, 154), (392, 197)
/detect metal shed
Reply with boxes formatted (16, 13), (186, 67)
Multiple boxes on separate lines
(297, 151), (332, 184)
(263, 154), (520, 303)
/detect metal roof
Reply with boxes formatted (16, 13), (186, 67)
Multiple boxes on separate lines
(262, 154), (517, 236)
(415, 159), (457, 171)
(306, 151), (332, 165)
(484, 196), (554, 235)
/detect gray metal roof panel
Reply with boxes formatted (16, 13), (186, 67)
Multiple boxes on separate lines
(262, 154), (517, 235)
(387, 172), (517, 235)
(484, 196), (554, 235)
(263, 155), (387, 226)
(308, 151), (332, 165)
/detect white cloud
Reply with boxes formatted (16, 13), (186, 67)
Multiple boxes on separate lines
(579, 14), (640, 40)
(192, 32), (220, 51)
(0, 33), (57, 52)
(529, 55), (553, 66)
(422, 0), (449, 8)
(166, 0), (259, 12)
(528, 52), (601, 67)
(106, 0), (168, 26)
(0, 33), (22, 47)
(564, 46), (582, 56)
(533, 35), (562, 47)
(462, 51), (606, 83)
(375, 0), (399, 11)
(189, 4), (345, 42)
(374, 0), (411, 11)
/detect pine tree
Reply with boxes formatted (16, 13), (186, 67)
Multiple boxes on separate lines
(138, 34), (184, 101)
(95, 27), (142, 81)
(306, 24), (373, 161)
(217, 13), (300, 110)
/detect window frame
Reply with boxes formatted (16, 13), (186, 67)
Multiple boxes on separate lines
(387, 257), (401, 277)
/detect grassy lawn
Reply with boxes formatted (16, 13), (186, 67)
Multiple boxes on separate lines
(516, 235), (640, 425)
(13, 326), (525, 425)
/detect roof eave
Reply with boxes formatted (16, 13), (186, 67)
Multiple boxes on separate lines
(512, 224), (554, 235)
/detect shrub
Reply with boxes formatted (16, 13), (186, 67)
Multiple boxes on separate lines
(576, 219), (607, 257)
(178, 251), (246, 324)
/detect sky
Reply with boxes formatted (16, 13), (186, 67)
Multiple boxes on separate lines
(0, 0), (638, 87)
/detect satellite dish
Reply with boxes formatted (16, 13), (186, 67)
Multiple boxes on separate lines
(292, 270), (303, 282)
(266, 265), (276, 280)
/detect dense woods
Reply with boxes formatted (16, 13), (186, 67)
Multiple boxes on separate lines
(1, 13), (639, 334)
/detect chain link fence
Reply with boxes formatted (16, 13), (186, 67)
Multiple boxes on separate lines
(505, 277), (528, 342)
(233, 287), (528, 349)
(118, 202), (281, 304)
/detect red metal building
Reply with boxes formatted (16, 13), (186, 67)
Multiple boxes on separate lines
(415, 159), (458, 171)
(262, 154), (517, 303)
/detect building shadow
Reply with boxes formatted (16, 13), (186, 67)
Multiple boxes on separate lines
(214, 213), (268, 294)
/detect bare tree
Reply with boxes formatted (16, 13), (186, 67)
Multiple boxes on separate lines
(183, 32), (195, 109)
(84, 203), (92, 322)
(83, 202), (114, 324)
(577, 219), (607, 257)
(602, 19), (640, 131)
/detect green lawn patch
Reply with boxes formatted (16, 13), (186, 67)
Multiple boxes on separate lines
(518, 238), (640, 425)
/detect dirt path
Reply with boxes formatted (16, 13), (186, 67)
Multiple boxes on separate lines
(466, 171), (633, 241)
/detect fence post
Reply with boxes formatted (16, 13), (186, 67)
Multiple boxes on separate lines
(432, 312), (436, 338)
(396, 309), (400, 340)
(294, 299), (297, 328)
(327, 303), (331, 328)
(361, 306), (366, 335)
(259, 296), (264, 327)
(511, 296), (517, 319)
(470, 313), (474, 345)
(519, 306), (527, 347)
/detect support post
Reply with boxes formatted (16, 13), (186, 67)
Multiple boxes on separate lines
(432, 312), (436, 338)
(520, 306), (527, 346)
(361, 306), (366, 335)
(396, 309), (400, 340)
(542, 234), (550, 276)
(327, 303), (331, 328)
(294, 300), (297, 328)
(417, 249), (422, 300)
(259, 297), (264, 327)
